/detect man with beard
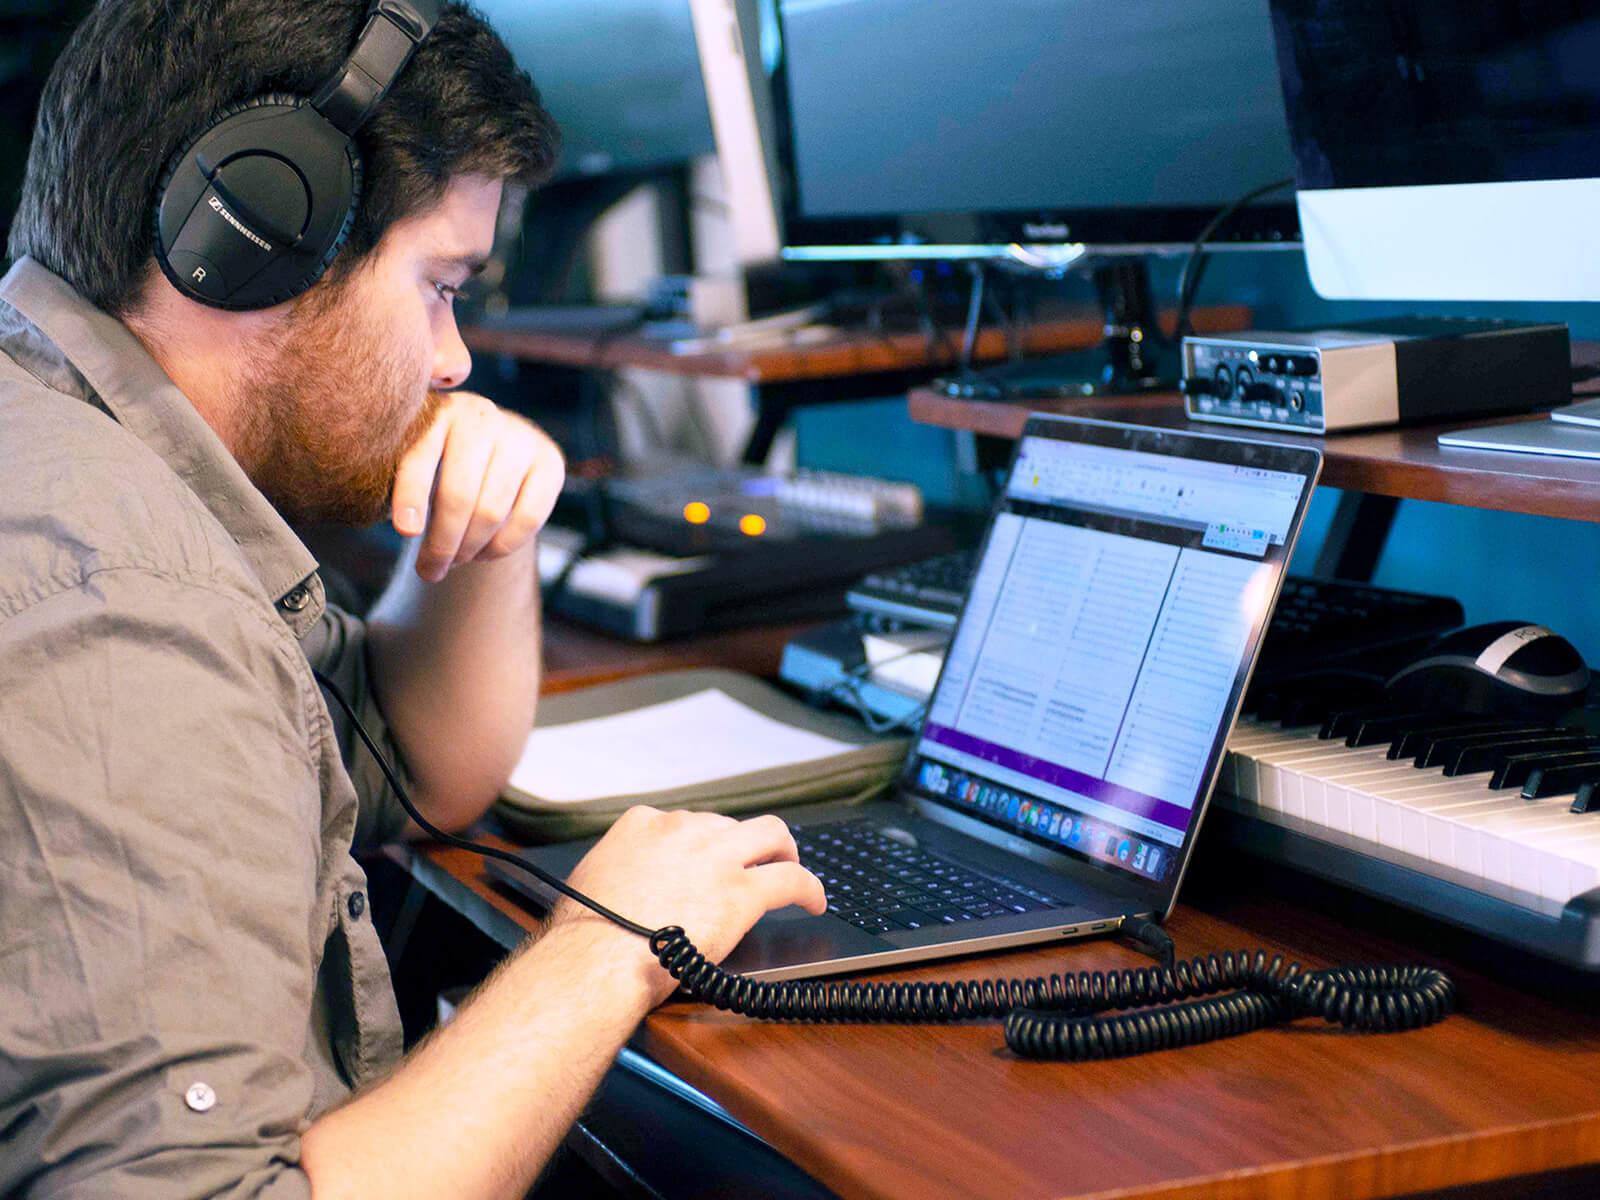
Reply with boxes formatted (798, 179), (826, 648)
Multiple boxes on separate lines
(0, 2), (825, 1196)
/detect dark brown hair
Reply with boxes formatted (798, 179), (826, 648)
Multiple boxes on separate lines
(8, 0), (559, 315)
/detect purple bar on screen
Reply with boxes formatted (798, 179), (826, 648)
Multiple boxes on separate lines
(921, 723), (1193, 832)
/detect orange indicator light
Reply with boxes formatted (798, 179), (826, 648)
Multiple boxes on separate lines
(739, 513), (767, 536)
(683, 501), (711, 524)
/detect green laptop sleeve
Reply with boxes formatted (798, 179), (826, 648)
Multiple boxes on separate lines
(494, 668), (909, 842)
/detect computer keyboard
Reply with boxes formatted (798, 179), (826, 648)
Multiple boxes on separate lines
(795, 819), (1064, 936)
(848, 552), (1465, 670)
(1254, 576), (1465, 678)
(845, 550), (977, 628)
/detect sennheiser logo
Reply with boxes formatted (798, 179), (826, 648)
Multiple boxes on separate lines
(207, 195), (272, 252)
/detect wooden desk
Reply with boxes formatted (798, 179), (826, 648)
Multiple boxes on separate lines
(541, 615), (813, 695)
(907, 389), (1600, 522)
(394, 617), (1600, 1199)
(398, 831), (1600, 1200)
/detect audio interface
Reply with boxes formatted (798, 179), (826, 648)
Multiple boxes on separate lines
(1181, 318), (1569, 434)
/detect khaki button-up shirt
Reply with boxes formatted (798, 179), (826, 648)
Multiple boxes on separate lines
(0, 258), (411, 1196)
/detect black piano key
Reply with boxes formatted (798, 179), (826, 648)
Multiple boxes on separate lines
(1286, 681), (1388, 729)
(1322, 704), (1396, 741)
(1278, 692), (1334, 728)
(1420, 724), (1558, 770)
(1493, 748), (1600, 791)
(1444, 734), (1593, 777)
(1252, 687), (1291, 722)
(1346, 711), (1434, 748)
(1267, 673), (1385, 728)
(1572, 782), (1600, 814)
(1389, 718), (1531, 762)
(1279, 684), (1378, 728)
(1521, 756), (1600, 799)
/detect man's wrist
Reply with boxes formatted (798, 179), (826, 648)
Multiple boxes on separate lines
(539, 902), (667, 1012)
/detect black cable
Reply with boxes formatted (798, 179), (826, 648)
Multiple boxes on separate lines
(314, 674), (1457, 1060)
(1174, 176), (1296, 341)
(906, 271), (963, 364)
(814, 634), (933, 735)
(315, 671), (653, 939)
(959, 263), (986, 375)
(981, 277), (1021, 364)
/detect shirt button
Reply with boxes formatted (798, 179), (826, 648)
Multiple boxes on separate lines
(281, 586), (311, 612)
(185, 1082), (217, 1112)
(347, 891), (366, 920)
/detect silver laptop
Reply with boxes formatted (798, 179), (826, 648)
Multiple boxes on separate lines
(491, 415), (1322, 979)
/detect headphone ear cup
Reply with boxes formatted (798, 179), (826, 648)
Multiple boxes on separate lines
(154, 94), (362, 310)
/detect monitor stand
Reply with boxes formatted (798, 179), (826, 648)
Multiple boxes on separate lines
(936, 261), (1177, 400)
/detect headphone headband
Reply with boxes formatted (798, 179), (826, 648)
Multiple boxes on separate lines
(313, 0), (441, 135)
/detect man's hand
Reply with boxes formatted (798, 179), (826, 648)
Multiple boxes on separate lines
(556, 807), (829, 1005)
(392, 390), (565, 582)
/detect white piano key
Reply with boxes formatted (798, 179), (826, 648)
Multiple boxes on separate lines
(1227, 751), (1257, 802)
(1425, 798), (1595, 900)
(1221, 725), (1600, 904)
(1259, 757), (1284, 813)
(1217, 752), (1238, 795)
(1319, 773), (1347, 834)
(1280, 770), (1305, 820)
(1401, 779), (1489, 859)
(1300, 768), (1328, 827)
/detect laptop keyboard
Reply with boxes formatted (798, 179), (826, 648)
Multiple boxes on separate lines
(794, 819), (1066, 936)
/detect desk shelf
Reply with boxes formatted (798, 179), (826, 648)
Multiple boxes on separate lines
(909, 389), (1600, 524)
(462, 305), (1252, 385)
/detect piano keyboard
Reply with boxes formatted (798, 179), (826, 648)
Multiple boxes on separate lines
(1213, 707), (1600, 970)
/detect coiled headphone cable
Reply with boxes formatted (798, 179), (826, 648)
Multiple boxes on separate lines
(318, 673), (1455, 1060)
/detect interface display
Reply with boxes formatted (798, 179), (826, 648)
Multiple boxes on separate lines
(907, 427), (1312, 887)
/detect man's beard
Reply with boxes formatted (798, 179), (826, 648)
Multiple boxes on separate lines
(236, 278), (445, 528)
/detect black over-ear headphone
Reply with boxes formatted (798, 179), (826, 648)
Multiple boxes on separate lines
(154, 0), (441, 311)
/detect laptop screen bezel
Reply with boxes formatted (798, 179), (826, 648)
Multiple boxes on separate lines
(895, 414), (1324, 914)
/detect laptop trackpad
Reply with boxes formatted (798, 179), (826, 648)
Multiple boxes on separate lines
(721, 912), (883, 975)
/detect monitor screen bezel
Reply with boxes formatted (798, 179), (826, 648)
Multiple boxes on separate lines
(896, 414), (1323, 914)
(760, 0), (1303, 263)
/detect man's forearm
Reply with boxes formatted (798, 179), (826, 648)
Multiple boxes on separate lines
(299, 915), (655, 1200)
(365, 537), (541, 830)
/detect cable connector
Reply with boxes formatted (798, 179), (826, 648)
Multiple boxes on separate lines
(1118, 916), (1176, 972)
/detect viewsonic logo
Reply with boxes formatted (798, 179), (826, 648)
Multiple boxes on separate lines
(1022, 221), (1071, 239)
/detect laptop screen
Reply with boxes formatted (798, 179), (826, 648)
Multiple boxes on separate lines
(903, 417), (1321, 894)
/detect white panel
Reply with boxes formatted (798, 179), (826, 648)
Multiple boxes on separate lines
(1298, 178), (1600, 302)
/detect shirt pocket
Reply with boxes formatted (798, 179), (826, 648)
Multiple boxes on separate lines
(318, 871), (404, 1089)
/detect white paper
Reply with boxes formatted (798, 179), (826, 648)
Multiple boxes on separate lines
(507, 688), (852, 804)
(862, 630), (948, 699)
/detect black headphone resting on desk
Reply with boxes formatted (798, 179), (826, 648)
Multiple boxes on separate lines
(153, 0), (442, 311)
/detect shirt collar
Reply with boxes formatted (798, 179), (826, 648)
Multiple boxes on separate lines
(0, 256), (324, 636)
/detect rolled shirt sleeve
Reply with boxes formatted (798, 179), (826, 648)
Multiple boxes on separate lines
(0, 567), (353, 1197)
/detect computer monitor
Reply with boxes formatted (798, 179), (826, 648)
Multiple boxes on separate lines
(1267, 2), (1600, 302)
(478, 0), (715, 180)
(692, 0), (1302, 395)
(769, 0), (1301, 266)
